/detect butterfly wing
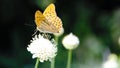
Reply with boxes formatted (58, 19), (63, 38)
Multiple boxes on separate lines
(43, 4), (57, 19)
(43, 3), (62, 33)
(35, 10), (45, 27)
(35, 10), (58, 33)
(37, 19), (59, 33)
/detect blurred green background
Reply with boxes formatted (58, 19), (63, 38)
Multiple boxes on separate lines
(0, 0), (120, 68)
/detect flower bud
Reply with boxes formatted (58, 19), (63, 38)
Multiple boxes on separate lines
(54, 27), (64, 37)
(102, 54), (118, 68)
(62, 33), (79, 50)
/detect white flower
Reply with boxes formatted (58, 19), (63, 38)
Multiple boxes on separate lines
(27, 34), (57, 62)
(102, 54), (119, 68)
(62, 33), (79, 50)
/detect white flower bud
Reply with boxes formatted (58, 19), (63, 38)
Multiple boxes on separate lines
(102, 54), (119, 68)
(54, 27), (64, 37)
(62, 33), (79, 50)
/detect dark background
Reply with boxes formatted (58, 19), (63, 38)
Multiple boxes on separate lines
(0, 0), (120, 68)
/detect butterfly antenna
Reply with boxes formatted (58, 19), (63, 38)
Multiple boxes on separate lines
(24, 23), (34, 26)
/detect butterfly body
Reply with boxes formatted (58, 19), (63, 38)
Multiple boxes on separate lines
(35, 3), (62, 33)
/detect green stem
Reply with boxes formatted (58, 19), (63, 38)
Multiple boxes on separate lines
(55, 36), (59, 45)
(35, 58), (39, 68)
(50, 36), (59, 68)
(67, 50), (72, 68)
(51, 58), (55, 68)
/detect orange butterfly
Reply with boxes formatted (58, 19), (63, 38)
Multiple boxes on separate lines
(35, 3), (63, 34)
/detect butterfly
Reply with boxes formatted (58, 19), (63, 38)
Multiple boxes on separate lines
(35, 3), (63, 34)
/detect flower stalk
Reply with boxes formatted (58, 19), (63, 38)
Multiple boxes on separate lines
(50, 36), (59, 68)
(35, 58), (39, 68)
(67, 50), (72, 68)
(51, 58), (55, 68)
(55, 36), (59, 45)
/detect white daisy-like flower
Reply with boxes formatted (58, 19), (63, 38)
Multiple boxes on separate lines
(27, 34), (57, 62)
(62, 33), (79, 50)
